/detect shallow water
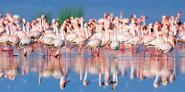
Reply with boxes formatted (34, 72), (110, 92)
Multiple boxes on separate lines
(0, 43), (185, 92)
(1, 0), (185, 92)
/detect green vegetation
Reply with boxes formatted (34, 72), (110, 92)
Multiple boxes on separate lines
(58, 7), (84, 24)
(33, 7), (84, 24)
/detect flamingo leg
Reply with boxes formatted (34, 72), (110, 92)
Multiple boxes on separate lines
(90, 48), (94, 56)
(105, 43), (110, 49)
(120, 44), (125, 54)
(114, 50), (118, 58)
(143, 46), (146, 57)
(96, 48), (100, 57)
(43, 45), (46, 57)
(54, 49), (61, 58)
(23, 47), (27, 56)
(1, 45), (4, 51)
(58, 49), (61, 60)
(49, 48), (55, 57)
(69, 48), (72, 58)
(79, 47), (82, 55)
(8, 46), (12, 57)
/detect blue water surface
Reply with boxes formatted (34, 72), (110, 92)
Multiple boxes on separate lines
(0, 0), (185, 92)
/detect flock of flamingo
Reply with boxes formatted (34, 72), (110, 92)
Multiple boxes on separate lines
(0, 12), (185, 58)
(0, 12), (185, 90)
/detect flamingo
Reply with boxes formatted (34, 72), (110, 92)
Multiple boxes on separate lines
(19, 21), (33, 56)
(60, 74), (68, 89)
(49, 19), (65, 57)
(110, 30), (120, 50)
(110, 29), (120, 57)
(86, 38), (101, 56)
(0, 21), (19, 55)
(19, 36), (33, 56)
(51, 38), (65, 57)
(71, 19), (90, 54)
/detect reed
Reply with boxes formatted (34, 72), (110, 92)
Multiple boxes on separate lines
(58, 7), (84, 24)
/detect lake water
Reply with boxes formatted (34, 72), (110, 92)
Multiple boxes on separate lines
(0, 0), (185, 92)
(0, 43), (185, 92)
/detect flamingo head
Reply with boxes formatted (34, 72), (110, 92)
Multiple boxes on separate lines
(169, 74), (176, 83)
(104, 75), (110, 86)
(52, 19), (56, 25)
(99, 82), (104, 87)
(130, 70), (136, 80)
(13, 14), (22, 22)
(153, 75), (161, 88)
(60, 76), (69, 90)
(41, 15), (45, 19)
(153, 81), (160, 88)
(112, 82), (117, 91)
(83, 80), (90, 86)
(139, 73), (145, 80)
(105, 81), (110, 86)
(22, 18), (26, 24)
(130, 74), (135, 80)
(60, 80), (67, 89)
(162, 76), (168, 86)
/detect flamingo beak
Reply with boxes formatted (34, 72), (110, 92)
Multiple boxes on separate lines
(170, 75), (176, 83)
(162, 77), (168, 86)
(60, 81), (66, 89)
(154, 82), (159, 88)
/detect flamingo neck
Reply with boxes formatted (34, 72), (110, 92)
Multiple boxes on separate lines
(98, 73), (102, 86)
(39, 19), (42, 31)
(39, 75), (41, 84)
(55, 26), (59, 35)
(84, 25), (89, 39)
(80, 20), (83, 30)
(13, 26), (18, 35)
(113, 30), (117, 41)
(80, 70), (82, 80)
(60, 30), (65, 40)
(141, 29), (144, 37)
(130, 66), (135, 79)
(26, 26), (30, 34)
(60, 75), (65, 82)
(148, 28), (152, 35)
(76, 28), (80, 36)
(154, 28), (159, 38)
(5, 26), (10, 35)
(83, 68), (88, 83)
(41, 17), (44, 27)
(9, 26), (14, 35)
(23, 23), (26, 32)
(113, 72), (118, 82)
(154, 74), (160, 83)
(38, 62), (42, 84)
